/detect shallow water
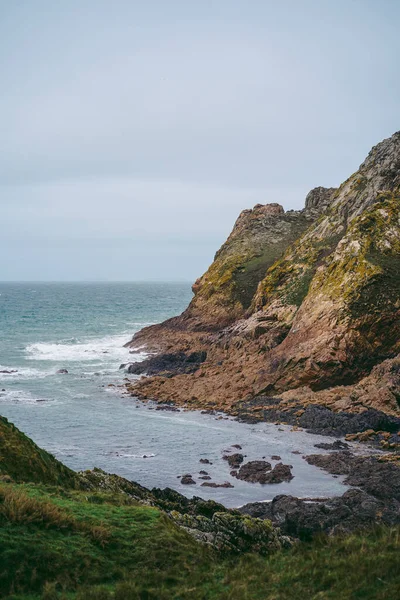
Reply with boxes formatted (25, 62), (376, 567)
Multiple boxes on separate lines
(0, 282), (348, 507)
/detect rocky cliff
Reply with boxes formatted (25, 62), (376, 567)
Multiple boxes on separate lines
(127, 132), (400, 415)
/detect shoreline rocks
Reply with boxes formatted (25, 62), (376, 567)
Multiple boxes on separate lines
(181, 474), (196, 485)
(223, 453), (244, 469)
(239, 451), (400, 538)
(126, 351), (207, 377)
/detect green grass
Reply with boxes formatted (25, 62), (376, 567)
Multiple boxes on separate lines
(1, 482), (399, 600)
(0, 417), (77, 488)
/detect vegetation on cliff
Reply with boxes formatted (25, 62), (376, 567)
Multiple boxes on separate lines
(127, 131), (400, 413)
(0, 416), (78, 488)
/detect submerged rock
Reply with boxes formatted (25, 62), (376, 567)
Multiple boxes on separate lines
(236, 460), (272, 483)
(223, 453), (244, 468)
(314, 440), (350, 450)
(235, 460), (294, 484)
(181, 474), (196, 485)
(263, 463), (294, 483)
(201, 481), (234, 488)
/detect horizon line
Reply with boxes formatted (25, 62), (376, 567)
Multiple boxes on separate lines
(0, 280), (194, 284)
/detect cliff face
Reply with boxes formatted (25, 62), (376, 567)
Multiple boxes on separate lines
(127, 132), (400, 415)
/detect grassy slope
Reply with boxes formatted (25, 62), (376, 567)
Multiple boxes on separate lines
(1, 418), (399, 599)
(1, 482), (399, 600)
(0, 416), (77, 488)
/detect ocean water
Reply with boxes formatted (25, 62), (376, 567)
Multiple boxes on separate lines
(0, 282), (349, 507)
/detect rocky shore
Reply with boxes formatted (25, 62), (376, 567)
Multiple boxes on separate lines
(118, 131), (400, 542)
(240, 451), (400, 539)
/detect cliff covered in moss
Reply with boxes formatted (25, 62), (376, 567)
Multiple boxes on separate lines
(127, 132), (400, 415)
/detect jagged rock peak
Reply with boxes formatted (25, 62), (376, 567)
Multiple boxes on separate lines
(252, 203), (285, 215)
(359, 130), (400, 174)
(304, 186), (337, 216)
(234, 203), (285, 230)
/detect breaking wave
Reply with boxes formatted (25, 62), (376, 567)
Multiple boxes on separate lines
(25, 333), (147, 363)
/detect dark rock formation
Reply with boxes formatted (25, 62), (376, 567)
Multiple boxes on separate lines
(181, 474), (196, 485)
(201, 481), (234, 488)
(314, 440), (350, 450)
(223, 453), (244, 468)
(236, 460), (272, 483)
(240, 452), (400, 539)
(240, 489), (400, 540)
(127, 351), (207, 376)
(262, 463), (294, 484)
(236, 403), (400, 440)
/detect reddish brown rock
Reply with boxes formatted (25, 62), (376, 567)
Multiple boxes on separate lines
(125, 132), (400, 419)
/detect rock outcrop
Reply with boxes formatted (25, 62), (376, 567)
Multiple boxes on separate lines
(126, 132), (400, 416)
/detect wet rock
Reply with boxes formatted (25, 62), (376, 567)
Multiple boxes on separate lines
(235, 460), (293, 484)
(305, 451), (355, 475)
(127, 351), (207, 377)
(201, 481), (234, 488)
(291, 450), (301, 455)
(240, 488), (400, 540)
(56, 369), (69, 374)
(236, 460), (272, 483)
(199, 470), (209, 475)
(232, 444), (242, 449)
(305, 452), (400, 501)
(155, 404), (180, 412)
(314, 439), (350, 450)
(181, 474), (196, 485)
(262, 463), (294, 483)
(271, 455), (281, 460)
(199, 475), (211, 481)
(0, 369), (17, 374)
(223, 453), (244, 469)
(200, 458), (212, 464)
(237, 404), (400, 442)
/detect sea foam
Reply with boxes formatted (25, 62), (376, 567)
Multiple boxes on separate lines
(25, 333), (146, 363)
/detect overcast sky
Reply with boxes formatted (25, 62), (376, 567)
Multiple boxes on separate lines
(1, 0), (399, 281)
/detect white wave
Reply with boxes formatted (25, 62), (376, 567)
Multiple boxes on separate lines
(25, 332), (145, 363)
(0, 365), (53, 381)
(0, 389), (51, 404)
(107, 451), (156, 458)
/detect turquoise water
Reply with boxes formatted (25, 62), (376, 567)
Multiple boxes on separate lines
(0, 282), (348, 507)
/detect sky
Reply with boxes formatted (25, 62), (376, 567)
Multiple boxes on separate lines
(1, 0), (399, 282)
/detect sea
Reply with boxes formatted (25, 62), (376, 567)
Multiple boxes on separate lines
(0, 282), (349, 507)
